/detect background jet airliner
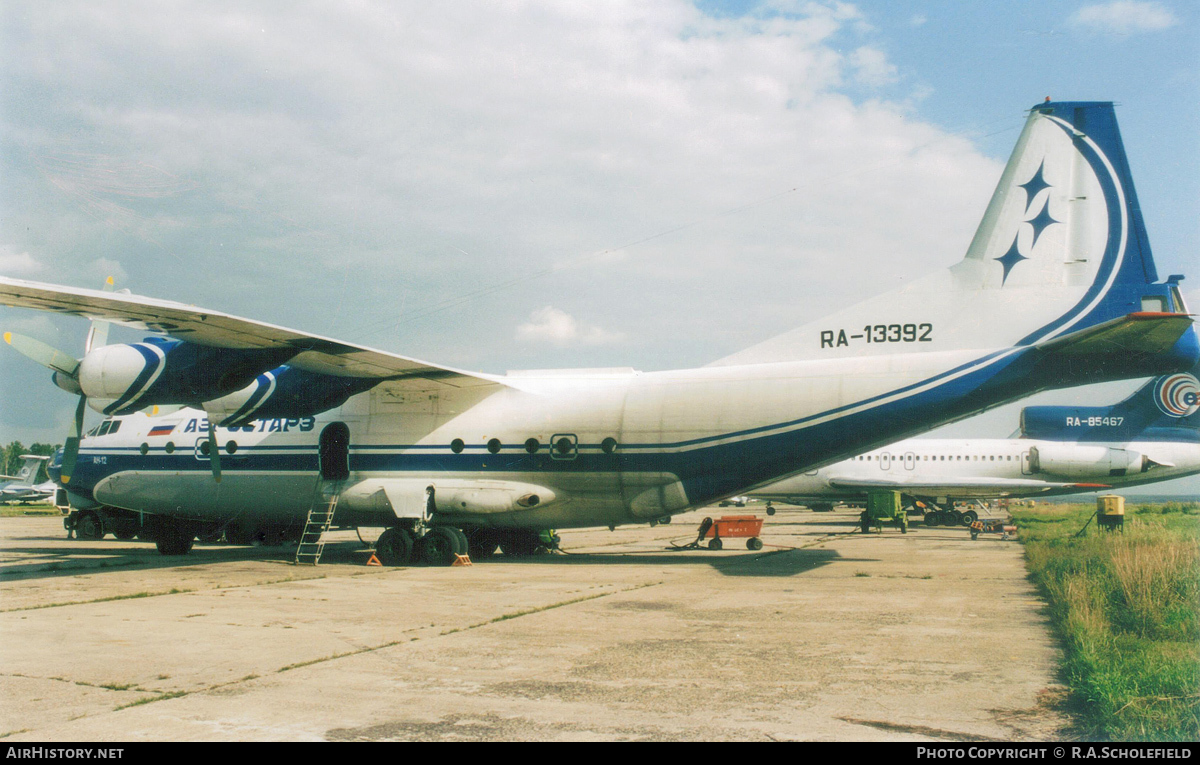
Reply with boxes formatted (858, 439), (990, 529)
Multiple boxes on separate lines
(748, 362), (1200, 522)
(2, 100), (1197, 564)
(0, 455), (55, 505)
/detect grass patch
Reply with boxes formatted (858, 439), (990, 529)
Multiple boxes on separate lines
(0, 503), (61, 517)
(1013, 504), (1199, 741)
(114, 691), (186, 711)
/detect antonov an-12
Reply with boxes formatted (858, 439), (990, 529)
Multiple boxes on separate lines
(2, 100), (1197, 564)
(748, 363), (1200, 522)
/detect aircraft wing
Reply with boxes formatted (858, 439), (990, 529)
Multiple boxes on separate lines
(825, 474), (1108, 498)
(0, 276), (505, 393)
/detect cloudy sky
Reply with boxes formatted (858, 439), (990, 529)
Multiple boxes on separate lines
(2, 1), (1197, 491)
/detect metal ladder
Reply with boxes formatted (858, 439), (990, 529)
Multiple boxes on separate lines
(295, 479), (344, 565)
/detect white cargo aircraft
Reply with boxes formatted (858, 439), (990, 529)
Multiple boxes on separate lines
(2, 100), (1197, 564)
(748, 363), (1200, 523)
(0, 455), (55, 505)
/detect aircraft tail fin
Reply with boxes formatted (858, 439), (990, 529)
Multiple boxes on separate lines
(7, 455), (49, 486)
(712, 100), (1191, 368)
(1021, 360), (1200, 442)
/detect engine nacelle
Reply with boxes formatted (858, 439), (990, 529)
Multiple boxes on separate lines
(202, 365), (380, 426)
(338, 478), (558, 519)
(1029, 443), (1147, 478)
(77, 338), (297, 415)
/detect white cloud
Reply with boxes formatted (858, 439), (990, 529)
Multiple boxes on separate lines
(0, 246), (44, 275)
(848, 46), (897, 87)
(1, 2), (1000, 379)
(516, 306), (624, 347)
(1069, 1), (1178, 34)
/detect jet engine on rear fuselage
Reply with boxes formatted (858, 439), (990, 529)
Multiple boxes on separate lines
(1028, 443), (1149, 478)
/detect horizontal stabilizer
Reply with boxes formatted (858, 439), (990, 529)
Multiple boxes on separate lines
(1024, 312), (1196, 387)
(1034, 312), (1194, 358)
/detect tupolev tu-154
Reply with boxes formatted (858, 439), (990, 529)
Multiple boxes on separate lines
(2, 100), (1197, 564)
(747, 360), (1200, 522)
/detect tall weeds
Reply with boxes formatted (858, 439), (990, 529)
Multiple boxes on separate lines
(1015, 506), (1199, 740)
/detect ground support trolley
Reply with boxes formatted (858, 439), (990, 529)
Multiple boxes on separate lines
(704, 515), (765, 550)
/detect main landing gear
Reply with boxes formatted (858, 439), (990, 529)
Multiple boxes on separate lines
(372, 526), (558, 566)
(921, 503), (978, 527)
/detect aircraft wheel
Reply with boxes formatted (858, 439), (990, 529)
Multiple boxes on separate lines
(465, 528), (500, 560)
(375, 527), (414, 566)
(746, 537), (763, 551)
(416, 527), (462, 566)
(961, 511), (979, 526)
(445, 527), (469, 555)
(112, 523), (138, 541)
(499, 530), (541, 557)
(924, 513), (939, 527)
(76, 510), (105, 541)
(708, 538), (723, 550)
(765, 505), (776, 516)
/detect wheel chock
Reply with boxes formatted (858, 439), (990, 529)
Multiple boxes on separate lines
(366, 554), (382, 567)
(452, 554), (473, 567)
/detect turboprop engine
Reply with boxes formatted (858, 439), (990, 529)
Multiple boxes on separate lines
(202, 365), (380, 427)
(1028, 443), (1148, 478)
(77, 338), (297, 415)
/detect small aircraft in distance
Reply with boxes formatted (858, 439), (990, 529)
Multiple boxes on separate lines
(2, 100), (1198, 563)
(749, 364), (1200, 525)
(0, 455), (55, 505)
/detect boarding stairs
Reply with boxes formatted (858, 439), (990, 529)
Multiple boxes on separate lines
(295, 479), (344, 565)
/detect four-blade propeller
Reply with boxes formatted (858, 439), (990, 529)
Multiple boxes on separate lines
(3, 278), (223, 484)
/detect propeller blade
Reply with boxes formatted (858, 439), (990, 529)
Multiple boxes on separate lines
(3, 332), (80, 378)
(207, 422), (222, 483)
(60, 396), (88, 485)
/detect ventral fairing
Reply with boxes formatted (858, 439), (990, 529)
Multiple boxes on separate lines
(2, 100), (1197, 563)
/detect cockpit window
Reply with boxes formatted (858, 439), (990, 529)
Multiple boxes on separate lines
(1141, 296), (1167, 313)
(1170, 286), (1188, 313)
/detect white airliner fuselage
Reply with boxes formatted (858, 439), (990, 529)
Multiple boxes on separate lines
(748, 437), (1200, 507)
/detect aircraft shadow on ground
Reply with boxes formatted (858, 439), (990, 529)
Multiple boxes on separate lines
(0, 538), (872, 580)
(495, 546), (872, 578)
(0, 538), (320, 581)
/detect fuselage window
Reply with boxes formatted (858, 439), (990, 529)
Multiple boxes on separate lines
(108, 420), (121, 434)
(525, 438), (540, 454)
(487, 438), (502, 454)
(450, 439), (464, 454)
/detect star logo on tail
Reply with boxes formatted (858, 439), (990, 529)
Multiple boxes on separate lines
(995, 159), (1059, 286)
